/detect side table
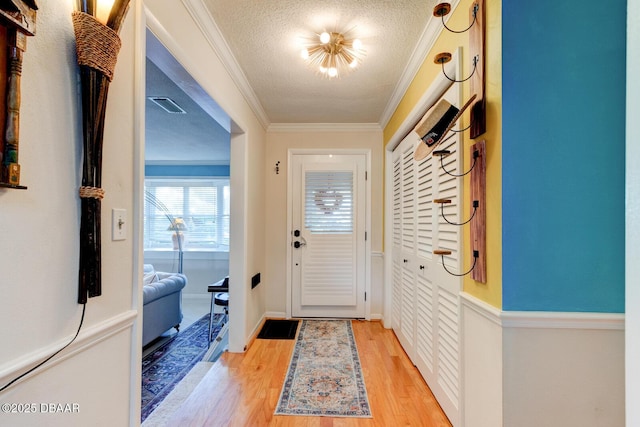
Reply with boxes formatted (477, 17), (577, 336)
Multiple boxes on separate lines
(207, 277), (229, 344)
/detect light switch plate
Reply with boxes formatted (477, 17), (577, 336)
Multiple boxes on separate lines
(112, 208), (126, 241)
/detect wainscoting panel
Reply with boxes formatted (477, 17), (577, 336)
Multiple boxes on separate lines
(461, 293), (625, 427)
(461, 293), (503, 427)
(502, 313), (625, 427)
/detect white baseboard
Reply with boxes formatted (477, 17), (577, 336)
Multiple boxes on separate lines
(264, 311), (287, 319)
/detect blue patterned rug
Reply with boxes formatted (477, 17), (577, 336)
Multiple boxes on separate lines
(275, 319), (372, 417)
(141, 313), (223, 422)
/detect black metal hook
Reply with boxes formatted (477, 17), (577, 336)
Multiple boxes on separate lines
(435, 199), (478, 226)
(433, 148), (479, 177)
(436, 250), (479, 277)
(435, 52), (478, 83)
(434, 2), (479, 34)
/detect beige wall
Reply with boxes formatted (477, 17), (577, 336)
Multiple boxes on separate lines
(0, 0), (270, 424)
(0, 2), (138, 425)
(264, 127), (384, 317)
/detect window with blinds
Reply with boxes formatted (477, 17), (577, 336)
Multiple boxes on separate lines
(144, 178), (230, 251)
(304, 171), (353, 234)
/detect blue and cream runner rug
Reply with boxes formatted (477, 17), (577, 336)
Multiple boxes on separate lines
(275, 319), (372, 418)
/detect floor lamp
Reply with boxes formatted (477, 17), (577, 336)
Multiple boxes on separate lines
(145, 191), (186, 274)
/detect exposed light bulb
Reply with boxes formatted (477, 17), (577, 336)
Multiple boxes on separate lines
(350, 59), (358, 68)
(352, 38), (363, 51)
(328, 67), (338, 77)
(320, 32), (330, 44)
(319, 66), (327, 73)
(96, 0), (115, 25)
(300, 48), (309, 60)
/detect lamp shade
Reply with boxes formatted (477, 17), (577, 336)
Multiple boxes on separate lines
(167, 217), (188, 231)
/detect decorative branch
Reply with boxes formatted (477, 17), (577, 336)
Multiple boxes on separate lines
(73, 0), (131, 304)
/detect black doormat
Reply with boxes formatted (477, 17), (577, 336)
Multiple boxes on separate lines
(257, 319), (299, 339)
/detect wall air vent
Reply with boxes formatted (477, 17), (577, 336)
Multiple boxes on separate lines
(148, 96), (186, 114)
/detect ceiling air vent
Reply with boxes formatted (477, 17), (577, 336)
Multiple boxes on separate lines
(148, 96), (186, 114)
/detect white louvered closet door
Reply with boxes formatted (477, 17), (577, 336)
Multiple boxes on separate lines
(391, 151), (403, 331)
(394, 138), (418, 358)
(390, 84), (462, 427)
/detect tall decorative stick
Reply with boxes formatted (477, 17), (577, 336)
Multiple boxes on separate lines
(73, 0), (131, 303)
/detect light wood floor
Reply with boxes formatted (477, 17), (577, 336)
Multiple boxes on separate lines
(167, 320), (452, 427)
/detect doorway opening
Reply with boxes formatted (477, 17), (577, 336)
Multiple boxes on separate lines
(140, 28), (234, 420)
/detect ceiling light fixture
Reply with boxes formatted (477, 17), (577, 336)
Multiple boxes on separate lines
(300, 29), (364, 78)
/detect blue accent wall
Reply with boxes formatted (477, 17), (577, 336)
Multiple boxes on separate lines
(145, 164), (230, 177)
(502, 0), (626, 312)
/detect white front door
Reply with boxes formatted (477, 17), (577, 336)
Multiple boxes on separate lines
(290, 153), (366, 318)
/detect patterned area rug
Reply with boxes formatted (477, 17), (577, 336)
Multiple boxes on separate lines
(275, 319), (372, 418)
(141, 313), (223, 422)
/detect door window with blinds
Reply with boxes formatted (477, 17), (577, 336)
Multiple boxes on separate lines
(144, 178), (230, 251)
(304, 171), (353, 234)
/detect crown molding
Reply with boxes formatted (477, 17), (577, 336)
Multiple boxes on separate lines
(378, 0), (461, 129)
(268, 123), (382, 133)
(181, 0), (271, 130)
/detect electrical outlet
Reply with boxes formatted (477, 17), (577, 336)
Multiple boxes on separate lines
(112, 208), (126, 241)
(251, 273), (261, 289)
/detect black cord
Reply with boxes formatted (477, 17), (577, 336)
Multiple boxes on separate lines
(440, 200), (479, 226)
(441, 251), (479, 277)
(0, 303), (87, 393)
(440, 3), (479, 33)
(450, 123), (472, 133)
(439, 149), (479, 178)
(441, 55), (478, 83)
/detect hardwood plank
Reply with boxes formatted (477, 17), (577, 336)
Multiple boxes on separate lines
(167, 321), (452, 427)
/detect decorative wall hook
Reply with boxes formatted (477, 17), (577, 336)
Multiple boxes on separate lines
(275, 161), (280, 174)
(434, 198), (478, 226)
(433, 148), (479, 177)
(433, 2), (479, 34)
(435, 249), (479, 276)
(434, 52), (478, 83)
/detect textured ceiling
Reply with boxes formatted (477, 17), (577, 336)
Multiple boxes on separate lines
(203, 0), (437, 124)
(145, 1), (441, 163)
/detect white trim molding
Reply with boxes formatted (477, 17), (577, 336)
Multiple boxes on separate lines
(268, 123), (382, 133)
(0, 310), (137, 387)
(180, 0), (270, 130)
(501, 310), (625, 330)
(379, 0), (461, 128)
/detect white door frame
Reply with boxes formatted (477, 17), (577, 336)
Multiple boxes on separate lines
(286, 148), (372, 320)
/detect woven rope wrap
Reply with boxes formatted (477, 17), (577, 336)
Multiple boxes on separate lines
(79, 186), (105, 200)
(72, 12), (121, 82)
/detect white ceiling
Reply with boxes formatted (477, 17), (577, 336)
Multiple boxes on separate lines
(146, 0), (442, 163)
(203, 0), (438, 124)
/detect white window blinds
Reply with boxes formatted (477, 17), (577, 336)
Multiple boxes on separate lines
(144, 178), (229, 251)
(304, 171), (353, 234)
